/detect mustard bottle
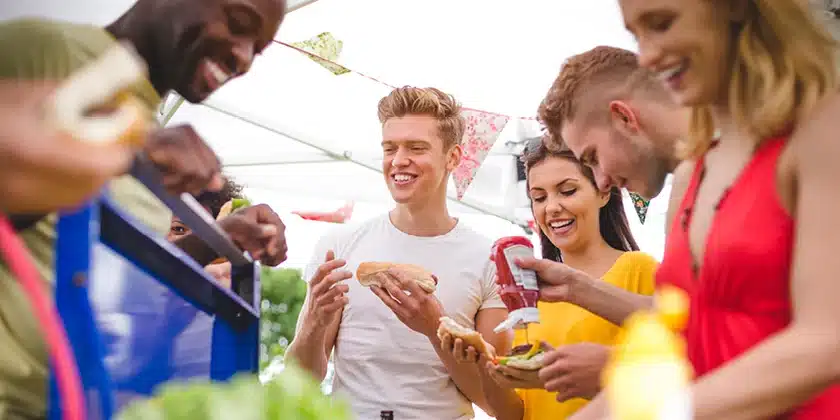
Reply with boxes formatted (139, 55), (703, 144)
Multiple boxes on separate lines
(602, 285), (693, 420)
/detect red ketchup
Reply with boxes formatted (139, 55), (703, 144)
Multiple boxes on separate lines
(491, 236), (540, 333)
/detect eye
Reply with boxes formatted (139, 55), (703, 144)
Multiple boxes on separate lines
(226, 9), (255, 36)
(560, 189), (577, 197)
(411, 146), (427, 153)
(530, 195), (546, 203)
(643, 13), (674, 33)
(171, 225), (189, 235)
(383, 146), (396, 154)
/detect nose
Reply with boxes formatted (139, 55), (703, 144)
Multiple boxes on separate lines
(545, 195), (565, 215)
(636, 39), (663, 71)
(231, 41), (255, 75)
(593, 167), (614, 192)
(391, 149), (411, 168)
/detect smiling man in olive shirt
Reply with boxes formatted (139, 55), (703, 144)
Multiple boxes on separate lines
(0, 0), (287, 417)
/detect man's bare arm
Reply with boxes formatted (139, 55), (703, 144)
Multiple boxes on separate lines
(430, 308), (513, 416)
(285, 308), (341, 381)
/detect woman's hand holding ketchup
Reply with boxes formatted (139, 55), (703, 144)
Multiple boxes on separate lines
(513, 256), (592, 304)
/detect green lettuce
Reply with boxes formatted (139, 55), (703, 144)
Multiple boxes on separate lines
(117, 363), (351, 420)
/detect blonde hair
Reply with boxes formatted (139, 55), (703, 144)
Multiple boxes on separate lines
(377, 86), (465, 149)
(684, 0), (838, 159)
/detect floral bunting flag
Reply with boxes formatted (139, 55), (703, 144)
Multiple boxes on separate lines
(453, 110), (510, 200)
(290, 32), (350, 76)
(628, 191), (650, 224)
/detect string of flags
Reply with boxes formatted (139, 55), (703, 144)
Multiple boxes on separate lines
(279, 33), (650, 224)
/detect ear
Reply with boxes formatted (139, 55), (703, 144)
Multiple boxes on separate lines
(598, 188), (611, 209)
(446, 144), (463, 172)
(608, 100), (640, 136)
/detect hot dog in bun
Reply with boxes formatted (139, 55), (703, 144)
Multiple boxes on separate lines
(437, 316), (493, 359)
(355, 262), (437, 293)
(48, 42), (150, 146)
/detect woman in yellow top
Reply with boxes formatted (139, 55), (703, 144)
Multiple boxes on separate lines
(471, 139), (658, 420)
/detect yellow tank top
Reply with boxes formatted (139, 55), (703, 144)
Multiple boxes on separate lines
(514, 251), (658, 420)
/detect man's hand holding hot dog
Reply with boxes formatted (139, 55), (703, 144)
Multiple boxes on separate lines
(0, 80), (134, 214)
(371, 268), (444, 337)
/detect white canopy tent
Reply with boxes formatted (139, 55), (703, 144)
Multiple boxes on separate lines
(5, 0), (703, 269)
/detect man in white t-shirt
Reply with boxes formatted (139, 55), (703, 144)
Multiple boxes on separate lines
(285, 86), (513, 420)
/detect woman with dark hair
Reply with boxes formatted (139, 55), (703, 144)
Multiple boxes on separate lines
(464, 138), (659, 420)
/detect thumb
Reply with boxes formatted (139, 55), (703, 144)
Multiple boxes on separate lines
(514, 256), (548, 272)
(325, 249), (335, 262)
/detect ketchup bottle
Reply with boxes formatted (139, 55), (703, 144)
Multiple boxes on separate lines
(491, 236), (541, 333)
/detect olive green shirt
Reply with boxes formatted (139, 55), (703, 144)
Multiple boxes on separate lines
(0, 18), (172, 419)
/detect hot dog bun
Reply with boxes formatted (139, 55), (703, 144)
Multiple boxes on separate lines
(48, 42), (150, 146)
(437, 316), (493, 359)
(355, 262), (437, 293)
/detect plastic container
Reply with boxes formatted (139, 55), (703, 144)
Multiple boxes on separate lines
(491, 236), (540, 333)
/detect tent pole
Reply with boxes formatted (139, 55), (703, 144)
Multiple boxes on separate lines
(201, 101), (517, 224)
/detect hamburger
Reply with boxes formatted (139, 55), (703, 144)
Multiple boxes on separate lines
(437, 316), (493, 359)
(355, 262), (437, 293)
(495, 342), (548, 371)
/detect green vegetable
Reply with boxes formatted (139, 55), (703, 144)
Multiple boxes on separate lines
(231, 198), (251, 212)
(117, 363), (351, 420)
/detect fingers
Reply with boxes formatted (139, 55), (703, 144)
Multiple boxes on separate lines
(513, 256), (546, 272)
(310, 256), (346, 286)
(371, 285), (404, 317)
(144, 125), (222, 196)
(538, 359), (568, 387)
(311, 267), (352, 298)
(440, 332), (454, 353)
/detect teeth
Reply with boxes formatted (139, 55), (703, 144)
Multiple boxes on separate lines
(207, 60), (231, 84)
(658, 63), (685, 81)
(549, 220), (574, 229)
(394, 174), (415, 182)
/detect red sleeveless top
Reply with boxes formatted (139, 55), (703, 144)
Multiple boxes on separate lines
(656, 136), (840, 418)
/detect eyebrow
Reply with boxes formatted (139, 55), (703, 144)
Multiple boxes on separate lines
(529, 178), (577, 192)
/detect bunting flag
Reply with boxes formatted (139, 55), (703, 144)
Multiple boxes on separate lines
(280, 35), (519, 200)
(628, 192), (650, 224)
(290, 32), (350, 76)
(454, 110), (510, 200)
(292, 201), (355, 223)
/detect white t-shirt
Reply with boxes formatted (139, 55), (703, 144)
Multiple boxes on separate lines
(301, 214), (505, 420)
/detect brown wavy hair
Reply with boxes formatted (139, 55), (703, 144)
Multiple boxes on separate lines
(522, 138), (639, 262)
(377, 86), (465, 149)
(685, 0), (837, 158)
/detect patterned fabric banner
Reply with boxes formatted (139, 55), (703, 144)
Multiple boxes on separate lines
(290, 32), (350, 76)
(453, 110), (510, 200)
(628, 192), (650, 224)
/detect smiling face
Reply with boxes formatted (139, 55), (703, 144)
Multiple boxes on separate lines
(168, 0), (286, 103)
(381, 115), (461, 205)
(527, 156), (609, 253)
(619, 0), (733, 106)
